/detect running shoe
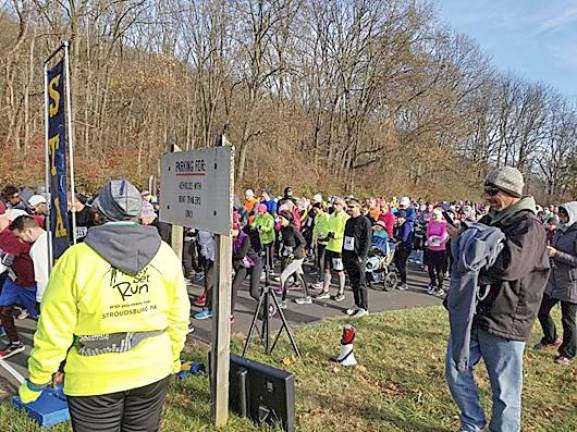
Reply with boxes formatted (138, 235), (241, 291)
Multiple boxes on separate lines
(332, 293), (346, 302)
(193, 293), (207, 308)
(194, 309), (213, 320)
(554, 356), (572, 366)
(294, 296), (312, 305)
(0, 341), (25, 359)
(345, 307), (359, 316)
(533, 339), (562, 351)
(352, 309), (369, 318)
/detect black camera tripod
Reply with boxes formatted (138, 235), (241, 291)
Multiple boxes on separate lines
(242, 249), (300, 358)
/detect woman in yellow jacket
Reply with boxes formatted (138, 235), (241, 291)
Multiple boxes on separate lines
(19, 179), (190, 432)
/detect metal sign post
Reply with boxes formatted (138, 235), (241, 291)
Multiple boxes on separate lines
(160, 140), (234, 426)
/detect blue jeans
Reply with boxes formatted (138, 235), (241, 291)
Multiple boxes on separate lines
(0, 278), (38, 318)
(445, 325), (526, 432)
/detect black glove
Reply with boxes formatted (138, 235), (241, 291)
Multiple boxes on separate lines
(326, 232), (335, 240)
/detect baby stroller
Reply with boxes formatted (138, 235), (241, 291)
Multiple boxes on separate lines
(365, 234), (398, 291)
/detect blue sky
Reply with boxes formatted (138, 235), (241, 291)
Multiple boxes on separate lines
(435, 0), (577, 98)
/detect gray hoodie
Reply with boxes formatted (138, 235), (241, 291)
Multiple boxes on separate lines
(84, 223), (161, 275)
(546, 202), (577, 304)
(447, 223), (505, 372)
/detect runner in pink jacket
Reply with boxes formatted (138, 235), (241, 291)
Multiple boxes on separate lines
(426, 209), (448, 295)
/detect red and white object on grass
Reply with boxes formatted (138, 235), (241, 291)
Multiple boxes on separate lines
(331, 325), (357, 367)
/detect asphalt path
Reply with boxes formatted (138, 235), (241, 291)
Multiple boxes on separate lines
(0, 260), (442, 393)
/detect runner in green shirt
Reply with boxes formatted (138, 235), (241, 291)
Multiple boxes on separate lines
(251, 203), (276, 271)
(314, 197), (349, 302)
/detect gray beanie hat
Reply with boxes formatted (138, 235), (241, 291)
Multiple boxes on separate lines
(484, 166), (524, 198)
(95, 179), (142, 222)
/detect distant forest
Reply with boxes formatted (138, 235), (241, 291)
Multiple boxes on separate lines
(1, 0), (576, 202)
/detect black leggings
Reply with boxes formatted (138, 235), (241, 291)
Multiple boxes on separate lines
(231, 262), (264, 312)
(262, 243), (274, 271)
(538, 293), (577, 359)
(427, 250), (446, 287)
(394, 247), (411, 284)
(316, 244), (327, 282)
(204, 260), (215, 310)
(68, 376), (170, 432)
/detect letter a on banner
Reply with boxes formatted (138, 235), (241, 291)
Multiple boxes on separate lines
(46, 59), (70, 260)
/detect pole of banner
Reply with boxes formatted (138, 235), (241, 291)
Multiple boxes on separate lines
(148, 175), (154, 195)
(63, 41), (77, 244)
(210, 135), (233, 427)
(43, 60), (54, 270)
(169, 144), (184, 260)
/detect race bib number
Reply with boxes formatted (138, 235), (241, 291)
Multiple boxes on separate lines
(332, 258), (344, 271)
(343, 236), (355, 251)
(76, 226), (88, 240)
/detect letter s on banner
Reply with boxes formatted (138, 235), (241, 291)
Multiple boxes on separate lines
(46, 60), (70, 260)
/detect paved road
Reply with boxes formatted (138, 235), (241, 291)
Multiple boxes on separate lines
(190, 263), (442, 344)
(0, 262), (441, 392)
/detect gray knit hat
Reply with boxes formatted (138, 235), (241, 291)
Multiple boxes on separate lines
(94, 179), (142, 222)
(484, 166), (524, 198)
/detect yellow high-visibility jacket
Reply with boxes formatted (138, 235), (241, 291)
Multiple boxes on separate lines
(327, 210), (349, 253)
(312, 213), (331, 246)
(28, 225), (190, 397)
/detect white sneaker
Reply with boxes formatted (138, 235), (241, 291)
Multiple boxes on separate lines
(345, 307), (359, 316)
(294, 296), (313, 305)
(332, 293), (346, 302)
(426, 284), (436, 295)
(352, 308), (369, 318)
(435, 289), (445, 297)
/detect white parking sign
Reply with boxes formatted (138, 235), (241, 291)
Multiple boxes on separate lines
(160, 146), (233, 235)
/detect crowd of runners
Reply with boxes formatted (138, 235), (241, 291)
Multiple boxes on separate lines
(0, 182), (571, 358)
(0, 173), (575, 432)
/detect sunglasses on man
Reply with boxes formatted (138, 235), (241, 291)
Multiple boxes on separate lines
(483, 185), (501, 197)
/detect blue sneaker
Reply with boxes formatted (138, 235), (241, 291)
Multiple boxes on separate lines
(194, 309), (213, 320)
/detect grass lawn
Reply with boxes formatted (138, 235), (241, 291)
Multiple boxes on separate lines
(0, 306), (576, 431)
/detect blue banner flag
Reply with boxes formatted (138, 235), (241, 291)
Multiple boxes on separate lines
(46, 60), (70, 260)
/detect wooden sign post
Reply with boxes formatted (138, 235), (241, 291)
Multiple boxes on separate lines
(159, 138), (234, 427)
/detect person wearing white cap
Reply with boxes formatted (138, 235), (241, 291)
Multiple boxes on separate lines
(244, 189), (258, 215)
(28, 195), (48, 216)
(399, 196), (411, 209)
